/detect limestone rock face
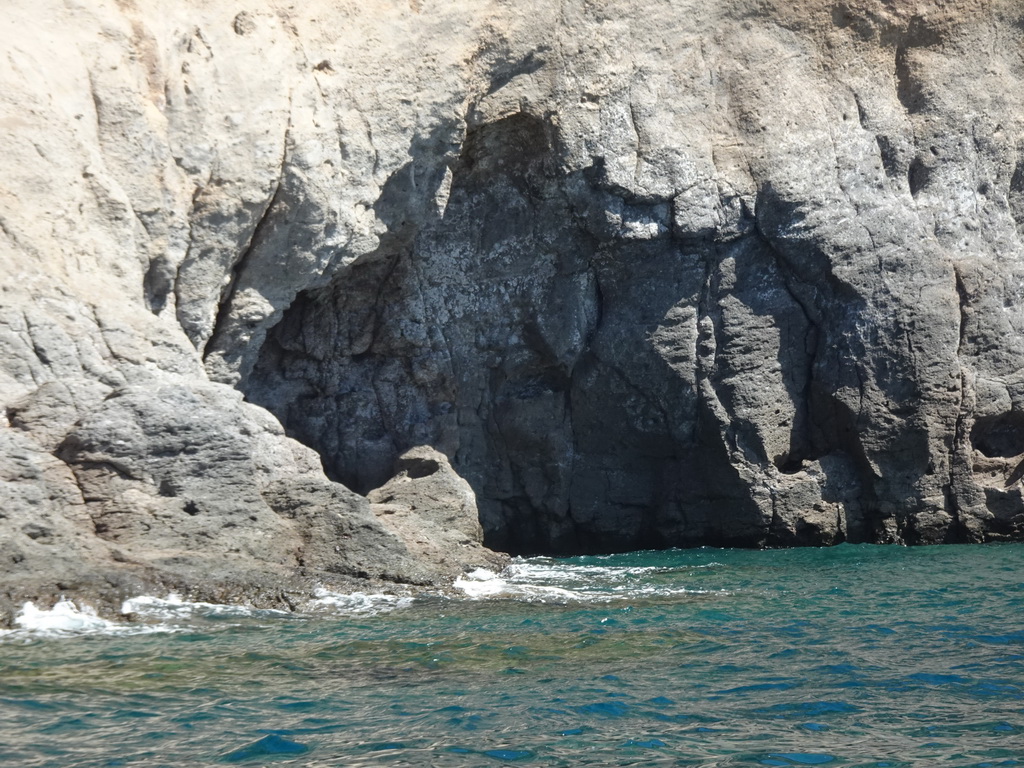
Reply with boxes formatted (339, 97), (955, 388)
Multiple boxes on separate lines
(2, 0), (1024, 612)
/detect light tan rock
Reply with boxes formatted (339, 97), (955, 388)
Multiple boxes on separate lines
(369, 447), (508, 578)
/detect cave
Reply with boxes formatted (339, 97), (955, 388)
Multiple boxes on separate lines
(240, 113), (923, 555)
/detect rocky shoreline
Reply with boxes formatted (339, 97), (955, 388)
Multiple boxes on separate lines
(4, 0), (1024, 614)
(0, 443), (507, 629)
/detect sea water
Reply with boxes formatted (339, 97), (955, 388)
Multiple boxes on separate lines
(2, 543), (1023, 767)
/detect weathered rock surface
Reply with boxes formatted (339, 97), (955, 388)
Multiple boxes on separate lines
(369, 446), (509, 578)
(3, 0), (1024, 616)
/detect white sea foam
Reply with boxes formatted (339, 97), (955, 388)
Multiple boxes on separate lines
(454, 568), (507, 597)
(453, 558), (727, 603)
(1, 558), (723, 640)
(0, 598), (172, 642)
(454, 567), (598, 602)
(16, 598), (117, 632)
(124, 590), (415, 620)
(121, 594), (290, 621)
(307, 588), (415, 615)
(1, 587), (419, 642)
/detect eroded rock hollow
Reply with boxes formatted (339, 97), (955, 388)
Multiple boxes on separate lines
(3, 0), (1024, 612)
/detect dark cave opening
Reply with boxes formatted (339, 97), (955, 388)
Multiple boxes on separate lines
(238, 115), (910, 556)
(971, 412), (1024, 459)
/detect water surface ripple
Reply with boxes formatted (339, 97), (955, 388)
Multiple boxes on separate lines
(2, 544), (1023, 766)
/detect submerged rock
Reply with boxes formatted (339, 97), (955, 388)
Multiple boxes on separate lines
(3, 0), (1024, 613)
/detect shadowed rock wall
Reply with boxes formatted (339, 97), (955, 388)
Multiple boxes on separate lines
(2, 0), (1024, 612)
(245, 0), (1024, 553)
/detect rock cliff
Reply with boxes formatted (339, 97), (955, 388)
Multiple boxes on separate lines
(2, 0), (1023, 613)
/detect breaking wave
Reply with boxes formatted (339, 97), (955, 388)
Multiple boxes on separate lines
(0, 598), (172, 641)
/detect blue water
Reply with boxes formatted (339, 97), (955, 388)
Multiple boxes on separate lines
(2, 544), (1023, 766)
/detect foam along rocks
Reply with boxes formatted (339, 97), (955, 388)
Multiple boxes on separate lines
(125, 590), (415, 619)
(121, 594), (290, 621)
(4, 598), (169, 639)
(1, 588), (418, 641)
(453, 568), (511, 597)
(454, 567), (582, 601)
(306, 588), (415, 615)
(0, 598), (171, 642)
(453, 560), (726, 603)
(16, 598), (116, 632)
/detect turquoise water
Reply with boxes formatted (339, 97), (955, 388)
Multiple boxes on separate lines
(2, 544), (1023, 767)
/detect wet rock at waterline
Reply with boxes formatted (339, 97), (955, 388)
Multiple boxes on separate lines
(3, 0), (1024, 614)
